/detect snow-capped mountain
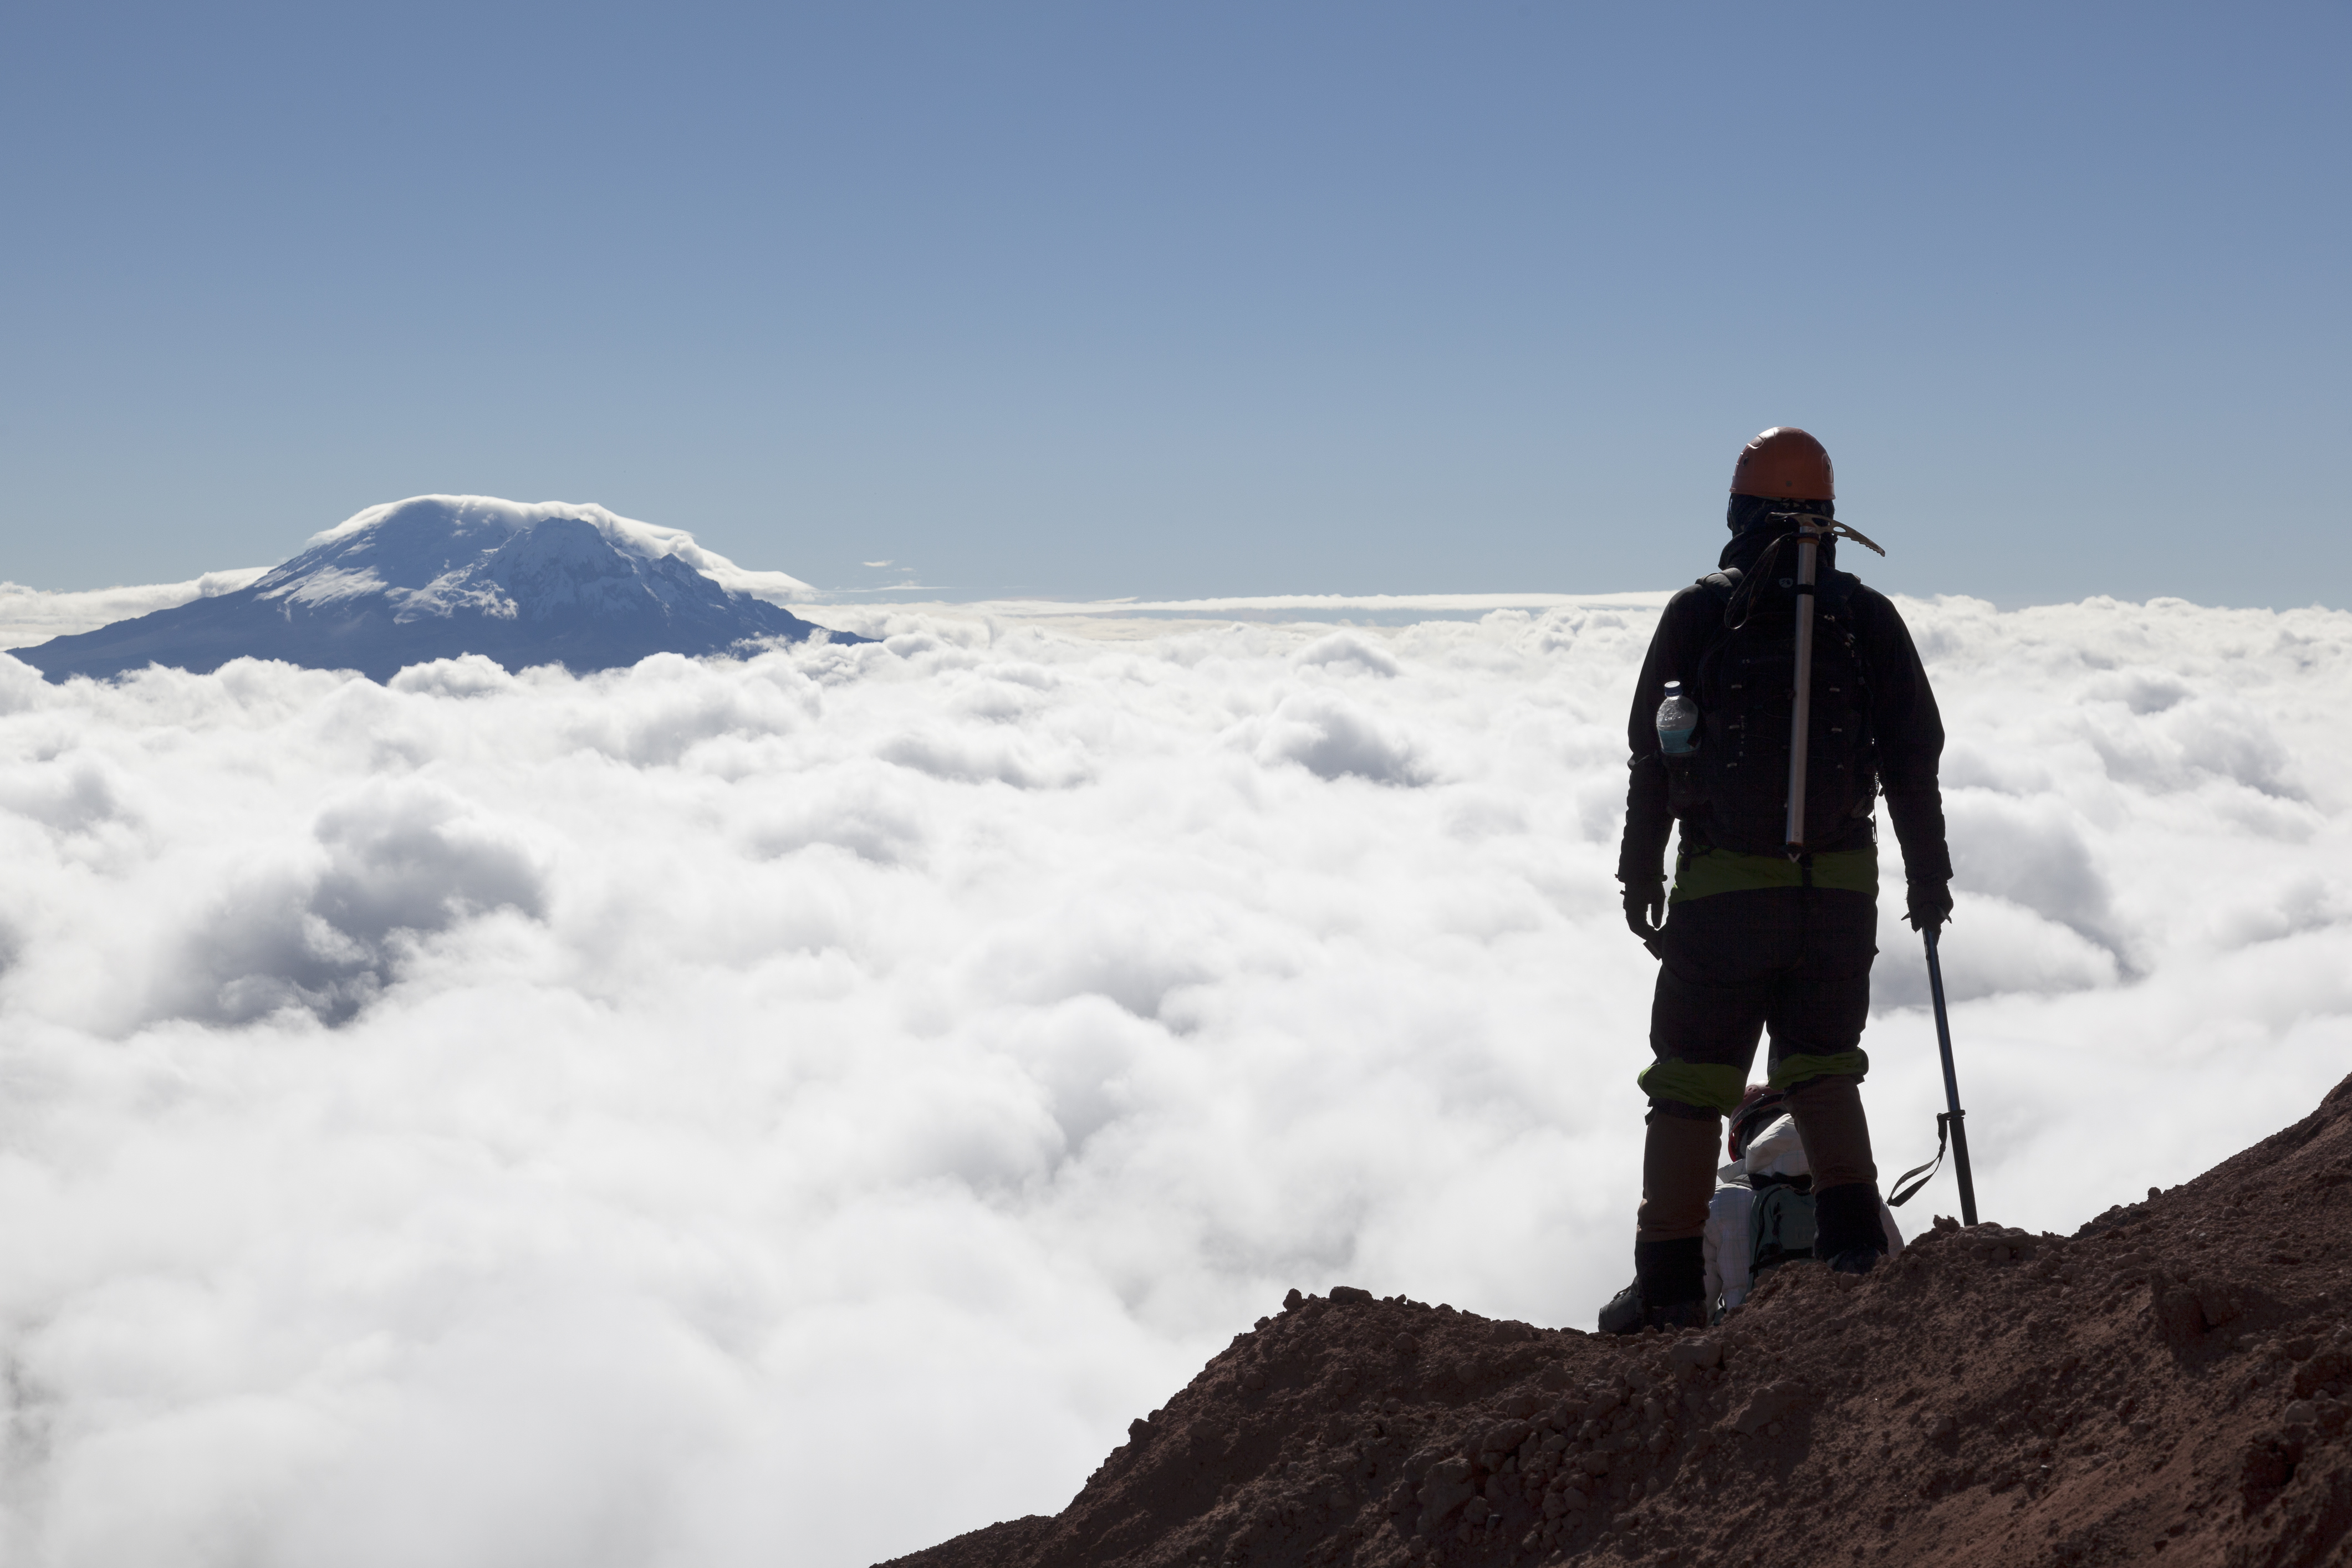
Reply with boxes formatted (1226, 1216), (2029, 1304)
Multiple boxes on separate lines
(14, 497), (854, 682)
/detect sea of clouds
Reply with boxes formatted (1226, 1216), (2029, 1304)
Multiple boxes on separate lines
(1, 589), (2347, 1566)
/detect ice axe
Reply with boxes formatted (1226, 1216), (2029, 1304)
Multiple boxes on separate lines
(1769, 509), (1884, 856)
(1768, 512), (1976, 1222)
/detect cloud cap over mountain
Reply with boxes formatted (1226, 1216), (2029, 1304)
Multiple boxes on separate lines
(13, 496), (847, 682)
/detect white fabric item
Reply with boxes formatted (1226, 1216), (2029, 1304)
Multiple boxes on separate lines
(1702, 1113), (1905, 1312)
(1703, 1168), (1756, 1312)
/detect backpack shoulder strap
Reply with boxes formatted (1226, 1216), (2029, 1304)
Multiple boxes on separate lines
(1690, 570), (1741, 645)
(1663, 571), (1741, 688)
(1819, 570), (1876, 693)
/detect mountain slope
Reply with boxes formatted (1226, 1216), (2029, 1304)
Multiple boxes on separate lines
(886, 1075), (2352, 1568)
(14, 496), (850, 682)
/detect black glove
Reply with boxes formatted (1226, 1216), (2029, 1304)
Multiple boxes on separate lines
(1624, 879), (1665, 947)
(1905, 879), (1953, 933)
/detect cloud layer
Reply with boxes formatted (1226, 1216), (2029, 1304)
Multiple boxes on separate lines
(0, 591), (2346, 1565)
(0, 568), (268, 649)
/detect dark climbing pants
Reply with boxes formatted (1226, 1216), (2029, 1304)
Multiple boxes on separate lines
(1633, 885), (1881, 1244)
(1637, 884), (1877, 1116)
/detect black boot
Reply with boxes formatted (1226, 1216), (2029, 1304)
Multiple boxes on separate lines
(1598, 1278), (1646, 1335)
(1600, 1238), (1707, 1334)
(1814, 1182), (1890, 1276)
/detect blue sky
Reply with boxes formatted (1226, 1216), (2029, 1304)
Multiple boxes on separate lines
(3, 2), (2344, 605)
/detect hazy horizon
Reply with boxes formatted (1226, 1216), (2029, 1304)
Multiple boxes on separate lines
(7, 490), (2343, 625)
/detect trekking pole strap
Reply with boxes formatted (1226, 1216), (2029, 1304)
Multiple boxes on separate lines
(1887, 1110), (1956, 1208)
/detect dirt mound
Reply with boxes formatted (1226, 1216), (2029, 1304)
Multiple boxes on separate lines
(880, 1074), (2352, 1568)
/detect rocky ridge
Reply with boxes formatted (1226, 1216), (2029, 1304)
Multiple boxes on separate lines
(885, 1074), (2352, 1568)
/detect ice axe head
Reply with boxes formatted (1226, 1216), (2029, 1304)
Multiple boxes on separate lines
(1768, 510), (1887, 558)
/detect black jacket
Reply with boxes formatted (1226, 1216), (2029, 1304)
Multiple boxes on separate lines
(1616, 523), (1952, 890)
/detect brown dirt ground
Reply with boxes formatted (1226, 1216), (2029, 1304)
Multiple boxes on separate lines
(879, 1072), (2352, 1568)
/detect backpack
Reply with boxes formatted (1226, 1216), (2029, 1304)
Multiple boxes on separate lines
(1663, 554), (1879, 855)
(1747, 1174), (1817, 1279)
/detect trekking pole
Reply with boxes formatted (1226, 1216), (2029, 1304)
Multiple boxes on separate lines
(1922, 926), (1979, 1225)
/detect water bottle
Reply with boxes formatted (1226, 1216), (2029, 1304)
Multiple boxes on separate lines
(1656, 680), (1698, 757)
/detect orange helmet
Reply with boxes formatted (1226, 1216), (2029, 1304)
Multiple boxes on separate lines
(1729, 427), (1834, 500)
